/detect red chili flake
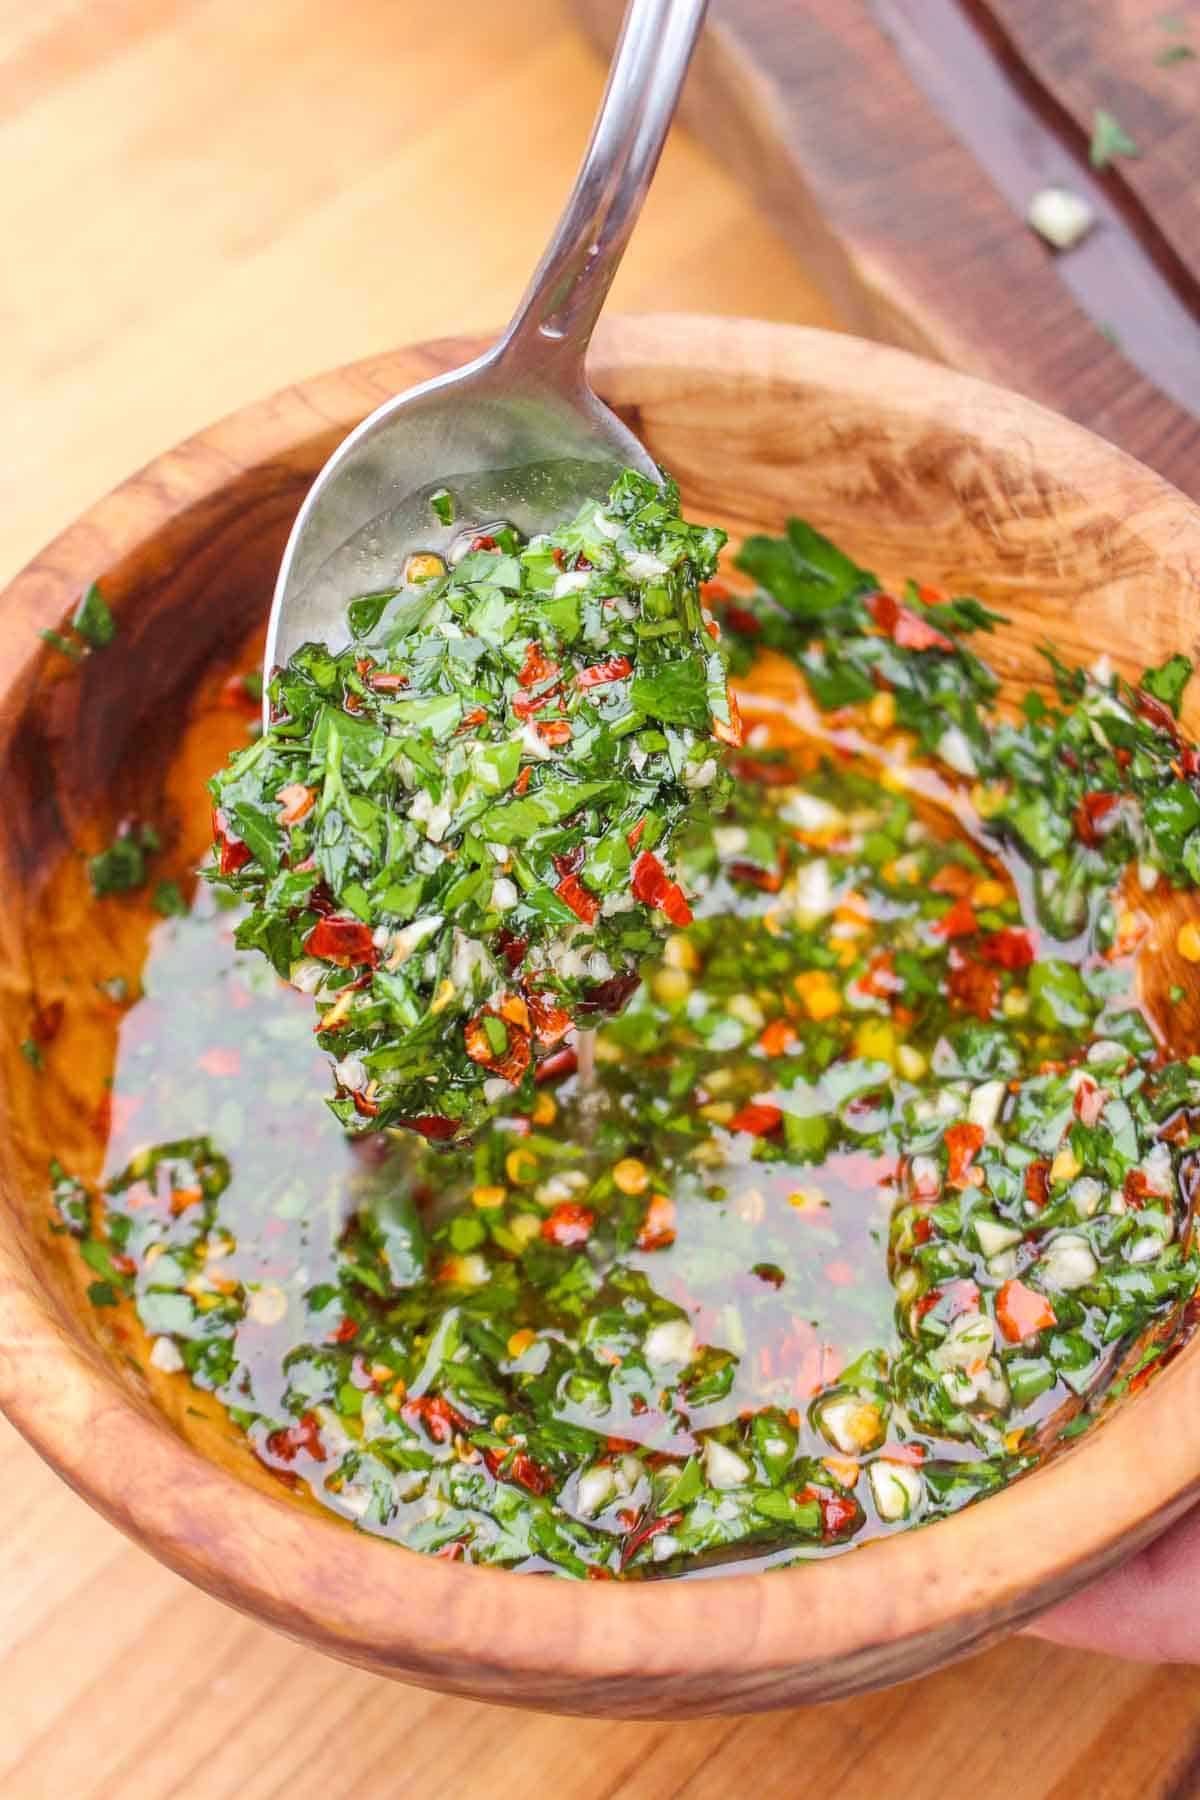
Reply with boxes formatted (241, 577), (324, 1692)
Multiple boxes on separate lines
(977, 928), (1035, 969)
(536, 719), (573, 747)
(728, 852), (786, 894)
(367, 670), (409, 692)
(636, 1194), (676, 1252)
(866, 590), (955, 653)
(577, 656), (633, 689)
(403, 1394), (469, 1444)
(513, 765), (532, 795)
(947, 950), (1001, 1020)
(1074, 1080), (1107, 1127)
(933, 897), (978, 939)
(1073, 790), (1120, 847)
(483, 1447), (555, 1495)
(197, 1047), (240, 1078)
(526, 989), (572, 1047)
(945, 1121), (986, 1186)
(929, 864), (974, 897)
(304, 916), (379, 967)
(728, 1101), (783, 1137)
(631, 850), (693, 927)
(497, 927), (529, 972)
(276, 782), (316, 826)
(996, 1279), (1056, 1343)
(517, 642), (560, 689)
(626, 816), (648, 850)
(464, 1004), (532, 1085)
(819, 1493), (859, 1537)
(1134, 687), (1179, 738)
(471, 534), (498, 552)
(535, 1046), (578, 1084)
(824, 1260), (856, 1288)
(880, 1440), (926, 1466)
(555, 871), (601, 924)
(756, 1017), (797, 1057)
(712, 689), (744, 748)
(541, 1202), (595, 1247)
(1025, 1161), (1051, 1208)
(401, 1115), (460, 1143)
(211, 806), (253, 876)
(266, 1411), (327, 1464)
(31, 1000), (64, 1044)
(619, 1509), (684, 1570)
(856, 951), (899, 999)
(457, 706), (488, 732)
(329, 1317), (359, 1344)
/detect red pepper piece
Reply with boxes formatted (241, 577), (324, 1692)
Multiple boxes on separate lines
(266, 1411), (327, 1463)
(944, 1121), (985, 1185)
(977, 928), (1035, 969)
(1073, 1079), (1107, 1127)
(483, 1448), (555, 1495)
(619, 1508), (684, 1570)
(276, 782), (316, 826)
(576, 655), (633, 689)
(517, 642), (559, 689)
(535, 718), (572, 747)
(1134, 687), (1179, 738)
(728, 1101), (784, 1137)
(631, 850), (693, 927)
(329, 1317), (359, 1344)
(403, 1394), (470, 1444)
(457, 706), (488, 732)
(1073, 790), (1120, 847)
(946, 950), (1001, 1020)
(534, 1045), (578, 1084)
(513, 765), (533, 795)
(933, 897), (978, 939)
(400, 1114), (460, 1142)
(996, 1279), (1056, 1343)
(1025, 1161), (1050, 1208)
(626, 816), (647, 851)
(819, 1492), (859, 1537)
(526, 989), (572, 1047)
(866, 590), (955, 653)
(471, 534), (498, 552)
(712, 687), (744, 748)
(541, 1202), (595, 1247)
(304, 916), (379, 967)
(636, 1193), (676, 1252)
(497, 927), (529, 972)
(464, 1004), (532, 1085)
(211, 806), (253, 876)
(366, 669), (409, 692)
(555, 871), (600, 924)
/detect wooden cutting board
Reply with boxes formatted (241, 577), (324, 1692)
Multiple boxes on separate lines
(574, 0), (1200, 497)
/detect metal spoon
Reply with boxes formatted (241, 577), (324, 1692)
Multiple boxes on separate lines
(264, 0), (708, 693)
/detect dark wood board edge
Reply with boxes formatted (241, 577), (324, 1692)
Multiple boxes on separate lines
(571, 0), (1200, 498)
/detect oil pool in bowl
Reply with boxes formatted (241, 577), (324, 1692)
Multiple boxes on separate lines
(41, 489), (1200, 1580)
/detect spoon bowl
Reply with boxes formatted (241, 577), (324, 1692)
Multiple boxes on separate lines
(265, 0), (705, 683)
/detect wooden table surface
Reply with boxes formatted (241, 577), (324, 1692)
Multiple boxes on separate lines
(4, 3), (1200, 1796)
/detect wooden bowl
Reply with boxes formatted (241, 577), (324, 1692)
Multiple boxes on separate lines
(3, 316), (1200, 1717)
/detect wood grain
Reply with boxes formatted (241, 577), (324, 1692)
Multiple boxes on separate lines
(5, 318), (1200, 1727)
(572, 0), (1200, 496)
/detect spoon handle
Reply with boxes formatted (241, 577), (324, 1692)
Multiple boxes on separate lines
(496, 0), (708, 376)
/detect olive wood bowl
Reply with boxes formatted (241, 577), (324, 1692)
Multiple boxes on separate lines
(2, 316), (1200, 1718)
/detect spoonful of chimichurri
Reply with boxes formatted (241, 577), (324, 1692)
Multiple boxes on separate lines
(264, 0), (707, 676)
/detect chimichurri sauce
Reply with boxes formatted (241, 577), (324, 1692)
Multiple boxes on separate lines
(49, 503), (1200, 1579)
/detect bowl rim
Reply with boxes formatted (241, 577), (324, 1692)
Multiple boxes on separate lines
(4, 313), (1200, 1708)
